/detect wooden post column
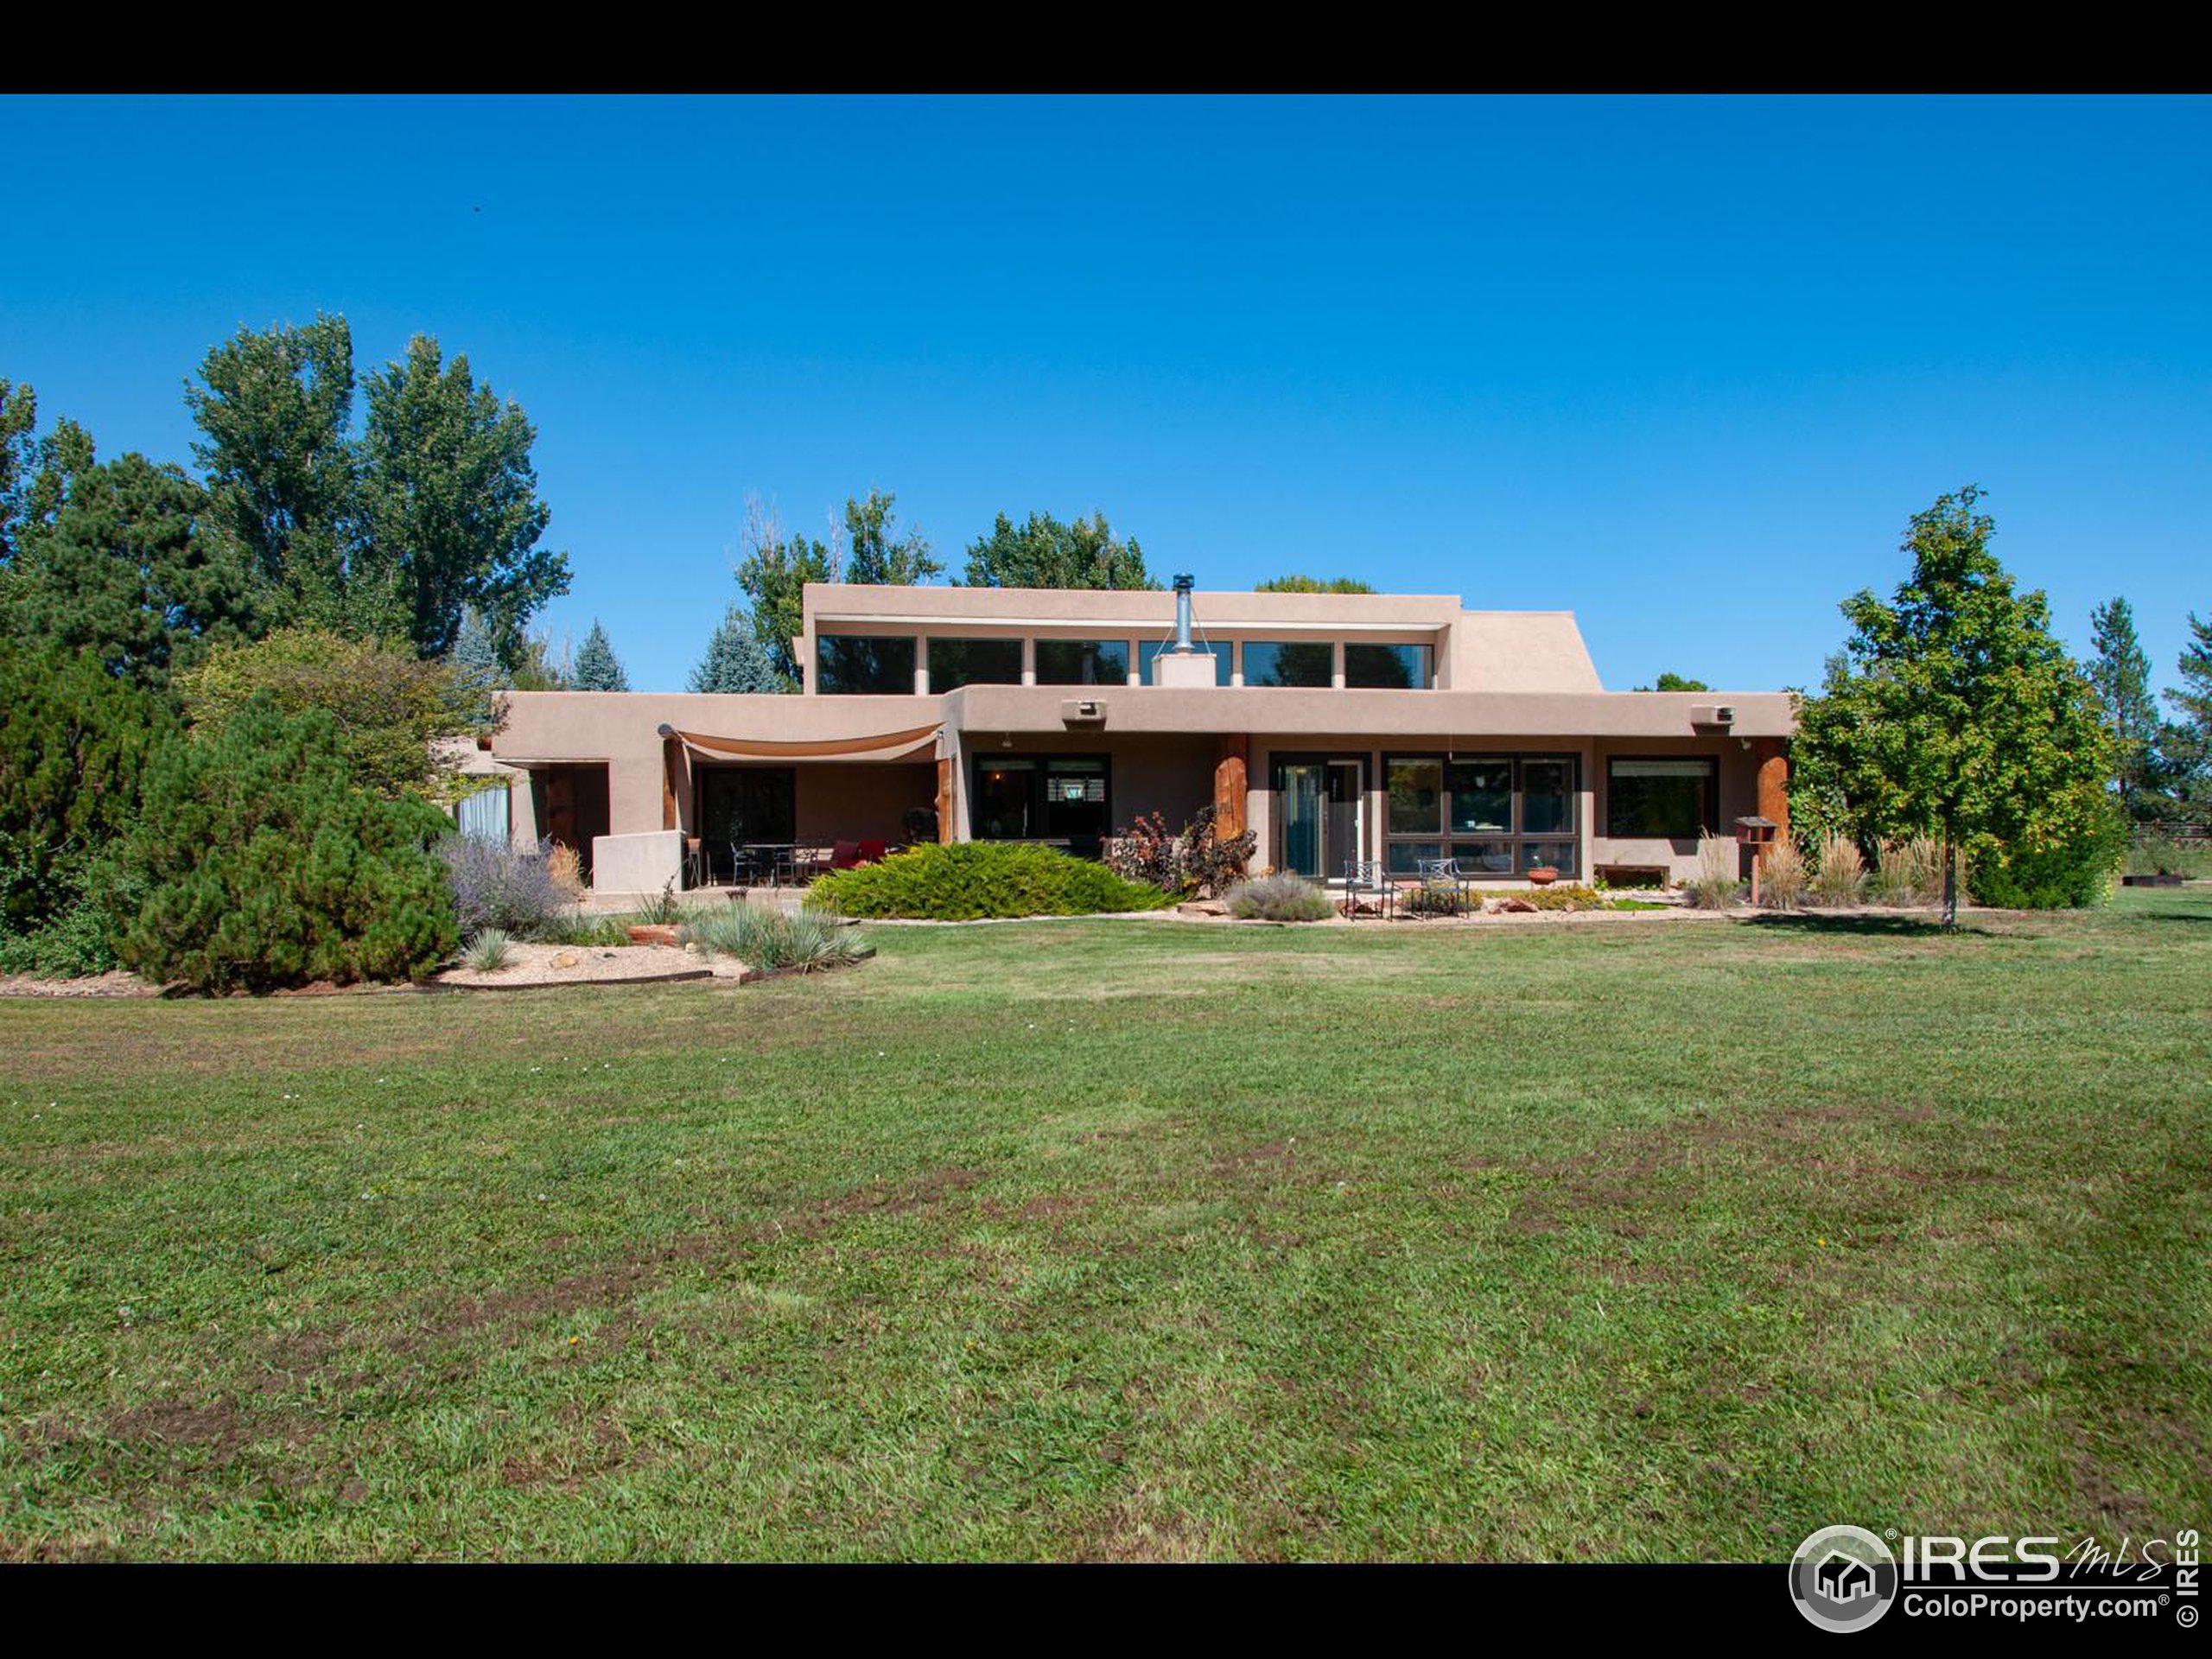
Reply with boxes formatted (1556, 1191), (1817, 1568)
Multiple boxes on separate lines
(936, 755), (956, 844)
(1756, 739), (1789, 844)
(1213, 735), (1249, 840)
(661, 734), (683, 832)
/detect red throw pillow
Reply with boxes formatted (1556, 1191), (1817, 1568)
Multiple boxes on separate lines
(833, 839), (862, 868)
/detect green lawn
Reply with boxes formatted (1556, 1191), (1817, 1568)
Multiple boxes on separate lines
(3, 893), (2208, 1560)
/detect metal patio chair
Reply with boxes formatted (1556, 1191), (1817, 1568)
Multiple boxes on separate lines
(1414, 855), (1471, 917)
(1341, 859), (1395, 920)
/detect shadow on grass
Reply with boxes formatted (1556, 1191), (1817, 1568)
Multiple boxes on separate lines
(1744, 912), (1961, 938)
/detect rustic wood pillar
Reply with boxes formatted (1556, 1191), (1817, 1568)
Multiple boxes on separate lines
(1213, 735), (1249, 840)
(1756, 739), (1789, 843)
(661, 734), (683, 831)
(936, 755), (956, 843)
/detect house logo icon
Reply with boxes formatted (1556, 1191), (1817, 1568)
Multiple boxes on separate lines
(1789, 1525), (1899, 1632)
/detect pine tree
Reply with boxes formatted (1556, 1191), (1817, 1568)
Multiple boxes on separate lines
(2087, 597), (2170, 822)
(690, 604), (784, 694)
(449, 605), (502, 690)
(572, 620), (629, 692)
(2169, 611), (2212, 817)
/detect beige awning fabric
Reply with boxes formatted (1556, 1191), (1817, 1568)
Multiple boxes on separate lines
(670, 723), (941, 762)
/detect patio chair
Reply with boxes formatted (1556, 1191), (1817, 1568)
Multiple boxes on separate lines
(1341, 859), (1395, 920)
(1414, 855), (1471, 917)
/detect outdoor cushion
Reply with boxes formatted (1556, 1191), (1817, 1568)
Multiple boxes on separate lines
(859, 839), (887, 864)
(833, 839), (863, 869)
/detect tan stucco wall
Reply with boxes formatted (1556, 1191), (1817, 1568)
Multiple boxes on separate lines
(1588, 737), (1767, 880)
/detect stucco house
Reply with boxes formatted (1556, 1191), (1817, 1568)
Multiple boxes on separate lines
(470, 578), (1794, 893)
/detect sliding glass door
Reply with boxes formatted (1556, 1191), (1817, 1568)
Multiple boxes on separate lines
(1275, 757), (1363, 880)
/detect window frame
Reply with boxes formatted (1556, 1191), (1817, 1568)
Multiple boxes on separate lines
(926, 635), (1024, 690)
(1032, 637), (1132, 686)
(1381, 751), (1582, 877)
(1242, 639), (1336, 689)
(816, 632), (917, 696)
(1605, 754), (1719, 840)
(1344, 641), (1434, 690)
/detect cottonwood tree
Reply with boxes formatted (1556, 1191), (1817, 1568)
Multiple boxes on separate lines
(690, 604), (783, 693)
(1790, 486), (2116, 925)
(185, 315), (361, 627)
(960, 510), (1156, 590)
(572, 620), (629, 691)
(733, 495), (831, 690)
(358, 335), (570, 659)
(185, 316), (569, 661)
(842, 487), (940, 586)
(0, 381), (97, 567)
(1255, 575), (1375, 594)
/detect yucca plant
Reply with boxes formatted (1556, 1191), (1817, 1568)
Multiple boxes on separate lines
(1685, 829), (1742, 909)
(1758, 836), (1808, 911)
(679, 903), (874, 973)
(462, 928), (514, 972)
(1810, 832), (1869, 906)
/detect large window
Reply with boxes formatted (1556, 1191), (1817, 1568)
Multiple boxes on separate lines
(1033, 638), (1130, 685)
(927, 636), (1022, 690)
(817, 633), (915, 695)
(1344, 643), (1433, 690)
(969, 754), (1111, 855)
(1243, 640), (1334, 688)
(1607, 756), (1718, 838)
(1382, 753), (1580, 876)
(1139, 639), (1233, 686)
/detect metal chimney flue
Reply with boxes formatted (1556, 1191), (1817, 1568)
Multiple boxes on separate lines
(1172, 574), (1195, 652)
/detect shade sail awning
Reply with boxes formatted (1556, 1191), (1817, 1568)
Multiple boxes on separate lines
(666, 722), (942, 762)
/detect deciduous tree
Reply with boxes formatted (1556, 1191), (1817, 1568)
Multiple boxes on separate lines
(1789, 487), (2118, 924)
(358, 334), (569, 659)
(960, 510), (1155, 591)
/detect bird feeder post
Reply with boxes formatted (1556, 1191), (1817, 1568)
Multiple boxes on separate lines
(1734, 815), (1777, 907)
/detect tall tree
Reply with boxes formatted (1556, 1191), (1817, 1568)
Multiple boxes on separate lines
(1254, 575), (1376, 594)
(842, 487), (941, 586)
(2087, 597), (2171, 822)
(960, 510), (1156, 591)
(185, 314), (360, 627)
(358, 334), (570, 659)
(3, 452), (264, 691)
(176, 626), (481, 803)
(0, 379), (95, 565)
(571, 620), (630, 691)
(733, 496), (831, 690)
(690, 604), (783, 693)
(1789, 486), (2117, 925)
(2168, 611), (2212, 817)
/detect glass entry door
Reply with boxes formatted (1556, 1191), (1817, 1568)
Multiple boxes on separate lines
(1276, 758), (1363, 880)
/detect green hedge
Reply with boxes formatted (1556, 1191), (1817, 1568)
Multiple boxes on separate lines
(808, 842), (1171, 920)
(1969, 805), (2131, 910)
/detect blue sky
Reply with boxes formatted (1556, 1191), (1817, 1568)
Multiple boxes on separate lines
(4, 93), (2206, 695)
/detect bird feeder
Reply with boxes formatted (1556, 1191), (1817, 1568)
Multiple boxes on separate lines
(1734, 815), (1777, 905)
